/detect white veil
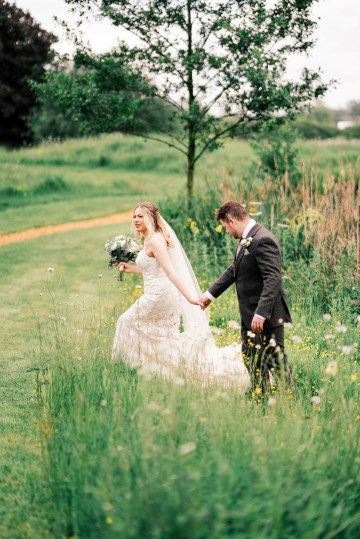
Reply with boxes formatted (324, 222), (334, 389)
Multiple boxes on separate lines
(159, 217), (215, 343)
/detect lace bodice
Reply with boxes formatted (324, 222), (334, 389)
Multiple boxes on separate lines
(136, 249), (170, 295)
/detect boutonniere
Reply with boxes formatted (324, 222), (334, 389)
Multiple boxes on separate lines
(239, 236), (253, 255)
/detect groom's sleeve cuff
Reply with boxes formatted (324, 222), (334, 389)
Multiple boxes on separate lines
(205, 290), (215, 302)
(254, 313), (266, 320)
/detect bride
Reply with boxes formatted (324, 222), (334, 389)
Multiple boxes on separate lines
(112, 202), (250, 388)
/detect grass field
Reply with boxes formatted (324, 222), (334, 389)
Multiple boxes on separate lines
(0, 135), (359, 538)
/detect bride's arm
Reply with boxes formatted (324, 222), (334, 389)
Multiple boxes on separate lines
(149, 235), (199, 305)
(115, 261), (142, 275)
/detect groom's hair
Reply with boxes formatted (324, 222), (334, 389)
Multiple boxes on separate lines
(216, 201), (248, 222)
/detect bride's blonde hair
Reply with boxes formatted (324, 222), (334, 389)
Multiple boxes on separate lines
(133, 202), (171, 247)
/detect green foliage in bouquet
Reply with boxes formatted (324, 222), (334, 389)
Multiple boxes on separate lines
(104, 235), (139, 280)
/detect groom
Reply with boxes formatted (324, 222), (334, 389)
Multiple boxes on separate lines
(199, 201), (293, 392)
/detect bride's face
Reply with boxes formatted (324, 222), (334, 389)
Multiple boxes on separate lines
(133, 207), (148, 235)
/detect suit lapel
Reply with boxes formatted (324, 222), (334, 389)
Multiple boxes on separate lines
(234, 223), (263, 272)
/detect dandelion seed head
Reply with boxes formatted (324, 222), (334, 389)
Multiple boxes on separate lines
(324, 334), (335, 340)
(291, 335), (302, 343)
(323, 314), (331, 322)
(269, 338), (276, 347)
(77, 329), (83, 335)
(311, 395), (321, 405)
(100, 399), (107, 407)
(341, 345), (353, 355)
(179, 442), (196, 456)
(335, 325), (347, 334)
(227, 320), (240, 330)
(47, 267), (54, 273)
(268, 396), (277, 407)
(325, 361), (338, 376)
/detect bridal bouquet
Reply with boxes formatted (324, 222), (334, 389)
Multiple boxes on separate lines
(104, 235), (139, 281)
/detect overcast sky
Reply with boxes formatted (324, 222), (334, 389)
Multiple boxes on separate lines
(12, 0), (360, 110)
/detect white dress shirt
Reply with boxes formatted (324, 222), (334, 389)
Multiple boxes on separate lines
(205, 219), (265, 321)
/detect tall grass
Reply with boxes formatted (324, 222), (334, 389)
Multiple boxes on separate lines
(33, 158), (360, 538)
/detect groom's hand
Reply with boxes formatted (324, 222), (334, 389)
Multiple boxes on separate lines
(199, 293), (211, 310)
(251, 314), (265, 333)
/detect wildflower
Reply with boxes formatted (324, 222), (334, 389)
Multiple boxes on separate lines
(325, 361), (338, 376)
(284, 322), (292, 329)
(278, 318), (283, 324)
(39, 293), (43, 296)
(47, 267), (54, 273)
(249, 211), (262, 217)
(291, 335), (302, 343)
(350, 375), (357, 382)
(247, 330), (256, 338)
(98, 274), (103, 278)
(106, 517), (113, 524)
(357, 315), (360, 325)
(227, 320), (240, 330)
(250, 201), (262, 206)
(311, 395), (321, 406)
(324, 334), (335, 340)
(254, 387), (262, 395)
(210, 326), (224, 335)
(255, 344), (261, 350)
(147, 401), (162, 411)
(341, 345), (353, 355)
(268, 396), (277, 407)
(135, 285), (142, 289)
(215, 224), (223, 233)
(60, 317), (66, 322)
(269, 338), (276, 347)
(323, 314), (331, 322)
(179, 442), (196, 456)
(100, 399), (107, 407)
(278, 223), (289, 229)
(77, 329), (83, 335)
(335, 325), (347, 334)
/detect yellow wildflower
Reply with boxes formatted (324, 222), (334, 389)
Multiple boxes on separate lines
(215, 224), (223, 233)
(106, 517), (113, 524)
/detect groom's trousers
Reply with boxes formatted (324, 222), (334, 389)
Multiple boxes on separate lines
(241, 324), (293, 392)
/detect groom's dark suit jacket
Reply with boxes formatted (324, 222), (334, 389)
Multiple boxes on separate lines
(208, 223), (291, 330)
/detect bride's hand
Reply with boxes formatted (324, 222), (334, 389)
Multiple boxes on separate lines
(115, 261), (131, 273)
(188, 297), (201, 306)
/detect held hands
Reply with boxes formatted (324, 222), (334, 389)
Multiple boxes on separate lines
(198, 293), (212, 311)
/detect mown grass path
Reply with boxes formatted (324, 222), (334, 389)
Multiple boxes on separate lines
(0, 210), (133, 246)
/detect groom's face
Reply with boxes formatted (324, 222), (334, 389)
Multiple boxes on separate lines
(220, 216), (243, 239)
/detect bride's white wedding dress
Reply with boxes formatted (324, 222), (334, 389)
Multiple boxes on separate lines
(112, 246), (250, 389)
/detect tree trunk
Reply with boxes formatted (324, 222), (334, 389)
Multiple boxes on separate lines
(186, 0), (195, 199)
(187, 137), (195, 197)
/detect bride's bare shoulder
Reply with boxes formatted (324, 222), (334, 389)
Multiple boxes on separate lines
(147, 232), (167, 248)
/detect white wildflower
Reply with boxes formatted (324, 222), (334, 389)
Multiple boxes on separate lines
(323, 314), (331, 322)
(227, 320), (240, 330)
(268, 396), (277, 407)
(77, 329), (83, 335)
(269, 338), (276, 347)
(247, 330), (256, 338)
(325, 361), (338, 376)
(179, 442), (196, 456)
(210, 326), (225, 335)
(47, 267), (54, 273)
(311, 395), (321, 406)
(100, 399), (107, 407)
(335, 325), (347, 334)
(147, 401), (162, 411)
(324, 334), (335, 340)
(284, 322), (293, 329)
(98, 274), (103, 278)
(278, 223), (289, 229)
(291, 335), (302, 343)
(341, 346), (353, 356)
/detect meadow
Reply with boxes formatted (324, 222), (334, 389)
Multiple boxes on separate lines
(0, 135), (359, 538)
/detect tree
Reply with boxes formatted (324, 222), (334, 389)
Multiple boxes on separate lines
(0, 0), (56, 146)
(30, 51), (179, 142)
(65, 0), (327, 196)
